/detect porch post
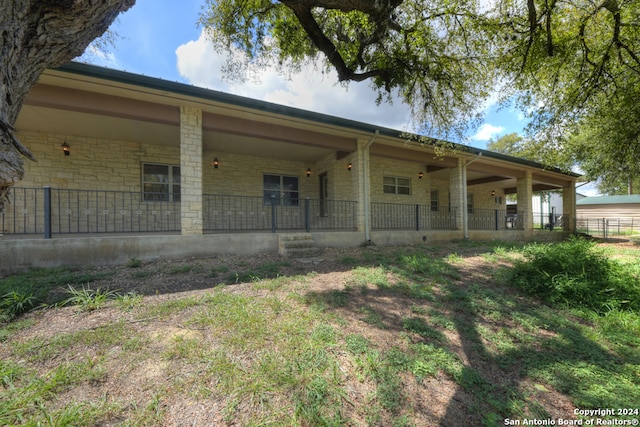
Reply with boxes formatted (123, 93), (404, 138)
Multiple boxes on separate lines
(179, 106), (203, 235)
(354, 134), (377, 241)
(449, 158), (464, 231)
(562, 182), (577, 232)
(516, 171), (533, 231)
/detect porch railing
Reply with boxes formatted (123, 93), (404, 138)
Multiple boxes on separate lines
(203, 194), (357, 232)
(1, 187), (547, 238)
(370, 203), (458, 230)
(1, 187), (180, 236)
(468, 208), (525, 230)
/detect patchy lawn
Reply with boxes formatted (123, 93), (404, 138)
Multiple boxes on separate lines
(1, 241), (639, 426)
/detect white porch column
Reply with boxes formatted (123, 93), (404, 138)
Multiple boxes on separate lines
(449, 157), (465, 230)
(562, 183), (577, 232)
(180, 106), (203, 235)
(516, 171), (533, 231)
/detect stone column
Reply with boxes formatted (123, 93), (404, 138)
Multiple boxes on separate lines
(516, 171), (533, 231)
(562, 183), (577, 232)
(353, 138), (370, 235)
(449, 157), (464, 230)
(179, 107), (203, 235)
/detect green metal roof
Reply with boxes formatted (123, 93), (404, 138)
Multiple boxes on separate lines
(577, 195), (640, 205)
(54, 62), (580, 178)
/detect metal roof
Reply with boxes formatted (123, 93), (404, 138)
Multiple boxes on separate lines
(577, 195), (640, 205)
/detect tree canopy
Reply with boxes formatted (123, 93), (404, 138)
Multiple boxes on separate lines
(200, 0), (496, 138)
(201, 0), (640, 184)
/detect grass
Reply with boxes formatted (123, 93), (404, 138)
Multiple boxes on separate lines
(0, 240), (639, 425)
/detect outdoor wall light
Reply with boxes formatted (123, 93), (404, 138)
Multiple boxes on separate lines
(347, 162), (352, 171)
(213, 157), (219, 169)
(491, 190), (496, 196)
(418, 171), (424, 179)
(306, 168), (311, 177)
(61, 142), (70, 156)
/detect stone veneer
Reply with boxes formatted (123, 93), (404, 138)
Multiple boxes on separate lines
(180, 107), (203, 235)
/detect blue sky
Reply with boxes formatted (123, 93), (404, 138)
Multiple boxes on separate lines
(79, 0), (532, 151)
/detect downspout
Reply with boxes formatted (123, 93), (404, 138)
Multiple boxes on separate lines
(462, 152), (482, 239)
(363, 130), (379, 242)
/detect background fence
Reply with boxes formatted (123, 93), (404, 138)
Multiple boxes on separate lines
(576, 217), (640, 238)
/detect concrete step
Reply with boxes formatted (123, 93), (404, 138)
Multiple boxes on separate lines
(278, 233), (321, 258)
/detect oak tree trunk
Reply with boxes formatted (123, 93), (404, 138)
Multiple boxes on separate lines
(0, 0), (135, 211)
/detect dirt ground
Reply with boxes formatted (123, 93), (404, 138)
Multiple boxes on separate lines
(6, 241), (630, 426)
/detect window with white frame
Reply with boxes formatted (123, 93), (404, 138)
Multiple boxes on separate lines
(263, 174), (299, 205)
(383, 176), (411, 195)
(142, 163), (180, 202)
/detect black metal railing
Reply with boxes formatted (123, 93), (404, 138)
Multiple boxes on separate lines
(370, 202), (458, 230)
(468, 208), (525, 230)
(203, 194), (357, 232)
(1, 187), (180, 237)
(532, 211), (564, 230)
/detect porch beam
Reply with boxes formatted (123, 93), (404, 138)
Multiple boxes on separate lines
(504, 183), (562, 194)
(467, 175), (510, 186)
(202, 112), (356, 151)
(370, 144), (459, 167)
(466, 162), (525, 178)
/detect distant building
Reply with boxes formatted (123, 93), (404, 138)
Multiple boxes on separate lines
(576, 195), (640, 219)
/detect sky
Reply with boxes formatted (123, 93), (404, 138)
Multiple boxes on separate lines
(79, 0), (530, 150)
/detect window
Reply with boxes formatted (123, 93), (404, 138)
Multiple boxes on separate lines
(430, 190), (439, 212)
(264, 174), (299, 205)
(467, 193), (474, 214)
(142, 163), (180, 202)
(383, 176), (411, 195)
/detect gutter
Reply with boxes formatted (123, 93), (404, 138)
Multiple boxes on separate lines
(363, 130), (379, 242)
(463, 153), (482, 239)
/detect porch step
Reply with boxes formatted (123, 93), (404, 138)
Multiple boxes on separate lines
(278, 233), (322, 258)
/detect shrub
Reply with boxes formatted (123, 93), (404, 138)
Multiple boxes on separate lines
(509, 237), (640, 313)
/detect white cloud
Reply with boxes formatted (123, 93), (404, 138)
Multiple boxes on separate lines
(175, 30), (412, 131)
(471, 123), (505, 141)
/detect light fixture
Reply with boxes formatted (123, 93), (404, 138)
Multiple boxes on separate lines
(347, 162), (352, 171)
(418, 171), (424, 179)
(212, 157), (219, 169)
(306, 168), (311, 178)
(61, 142), (70, 156)
(491, 190), (496, 196)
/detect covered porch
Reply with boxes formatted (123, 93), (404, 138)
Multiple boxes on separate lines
(0, 62), (579, 274)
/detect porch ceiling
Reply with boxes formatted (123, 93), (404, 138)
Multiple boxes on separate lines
(16, 105), (337, 163)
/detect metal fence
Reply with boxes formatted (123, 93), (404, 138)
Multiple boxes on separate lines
(468, 208), (525, 230)
(532, 211), (563, 230)
(1, 187), (180, 236)
(576, 217), (640, 238)
(370, 203), (457, 230)
(1, 189), (359, 237)
(203, 195), (357, 232)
